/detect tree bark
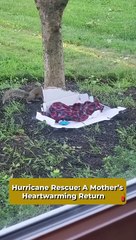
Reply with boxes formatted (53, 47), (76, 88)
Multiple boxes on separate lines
(35, 0), (69, 88)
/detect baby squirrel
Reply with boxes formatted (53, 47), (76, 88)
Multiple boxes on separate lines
(2, 86), (43, 104)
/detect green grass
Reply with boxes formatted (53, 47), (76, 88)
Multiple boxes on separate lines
(0, 0), (136, 230)
(0, 0), (136, 88)
(0, 173), (51, 229)
(63, 0), (136, 51)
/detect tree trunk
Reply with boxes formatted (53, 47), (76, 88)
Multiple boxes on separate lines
(35, 0), (69, 88)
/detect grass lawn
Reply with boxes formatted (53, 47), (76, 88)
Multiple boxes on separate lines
(0, 0), (136, 229)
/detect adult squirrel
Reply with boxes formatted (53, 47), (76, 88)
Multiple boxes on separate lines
(2, 86), (43, 104)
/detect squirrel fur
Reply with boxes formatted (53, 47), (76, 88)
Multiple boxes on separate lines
(2, 86), (43, 104)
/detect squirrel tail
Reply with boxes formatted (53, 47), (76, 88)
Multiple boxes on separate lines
(2, 89), (29, 104)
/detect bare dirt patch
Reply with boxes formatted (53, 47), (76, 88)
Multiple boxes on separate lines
(0, 83), (135, 178)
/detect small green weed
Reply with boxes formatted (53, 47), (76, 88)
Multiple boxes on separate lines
(103, 146), (136, 179)
(116, 125), (136, 150)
